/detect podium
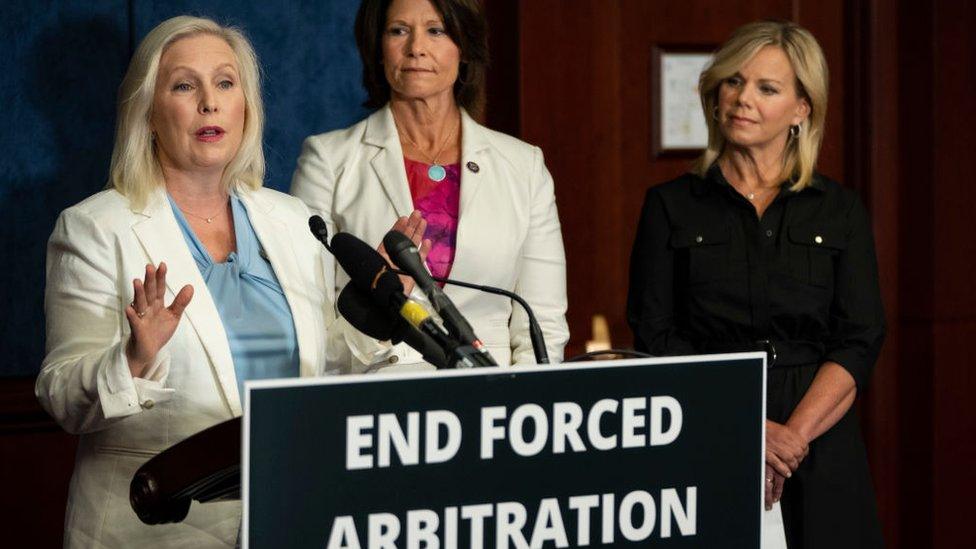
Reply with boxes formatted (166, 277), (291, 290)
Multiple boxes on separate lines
(132, 353), (767, 548)
(130, 416), (241, 525)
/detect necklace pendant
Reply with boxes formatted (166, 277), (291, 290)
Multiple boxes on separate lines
(206, 217), (214, 223)
(747, 193), (755, 200)
(427, 164), (447, 182)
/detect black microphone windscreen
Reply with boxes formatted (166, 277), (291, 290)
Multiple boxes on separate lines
(373, 270), (405, 309)
(330, 233), (397, 294)
(337, 282), (450, 368)
(337, 285), (396, 341)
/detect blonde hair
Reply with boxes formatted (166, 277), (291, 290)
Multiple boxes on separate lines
(109, 16), (265, 209)
(695, 20), (828, 191)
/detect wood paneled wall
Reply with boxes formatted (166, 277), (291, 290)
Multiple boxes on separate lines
(896, 1), (976, 547)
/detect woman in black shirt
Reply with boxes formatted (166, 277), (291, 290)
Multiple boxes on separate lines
(627, 21), (885, 548)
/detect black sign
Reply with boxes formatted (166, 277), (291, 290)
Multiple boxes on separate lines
(244, 354), (765, 548)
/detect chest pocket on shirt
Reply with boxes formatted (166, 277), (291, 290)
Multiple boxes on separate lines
(670, 226), (731, 285)
(787, 225), (846, 288)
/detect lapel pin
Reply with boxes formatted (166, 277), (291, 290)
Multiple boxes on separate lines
(466, 161), (480, 173)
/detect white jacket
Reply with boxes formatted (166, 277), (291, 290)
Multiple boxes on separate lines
(291, 105), (569, 370)
(36, 186), (342, 547)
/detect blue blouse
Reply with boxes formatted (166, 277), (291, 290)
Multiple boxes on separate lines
(169, 194), (299, 397)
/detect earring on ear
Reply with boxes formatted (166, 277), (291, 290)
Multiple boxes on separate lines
(712, 105), (720, 121)
(789, 124), (801, 139)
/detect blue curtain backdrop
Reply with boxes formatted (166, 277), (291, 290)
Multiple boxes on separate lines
(0, 0), (368, 376)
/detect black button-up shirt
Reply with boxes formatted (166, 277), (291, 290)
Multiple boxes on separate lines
(627, 166), (885, 390)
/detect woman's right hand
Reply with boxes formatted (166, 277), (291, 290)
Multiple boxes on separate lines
(124, 262), (193, 378)
(765, 464), (786, 510)
(766, 419), (809, 477)
(377, 210), (432, 296)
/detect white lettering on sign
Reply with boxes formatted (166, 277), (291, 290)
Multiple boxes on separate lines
(346, 410), (462, 470)
(345, 396), (683, 469)
(323, 487), (699, 548)
(479, 396), (684, 459)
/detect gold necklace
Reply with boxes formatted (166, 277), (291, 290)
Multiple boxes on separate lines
(728, 176), (779, 201)
(395, 114), (460, 182)
(719, 158), (780, 201)
(742, 186), (777, 201)
(179, 202), (228, 224)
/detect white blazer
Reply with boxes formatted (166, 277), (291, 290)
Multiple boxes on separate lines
(291, 105), (569, 370)
(36, 186), (341, 548)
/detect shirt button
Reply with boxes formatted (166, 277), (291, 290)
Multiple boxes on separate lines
(814, 235), (823, 244)
(141, 399), (155, 410)
(695, 235), (703, 243)
(388, 355), (399, 364)
(765, 229), (773, 238)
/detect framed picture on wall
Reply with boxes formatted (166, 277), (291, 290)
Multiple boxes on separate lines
(651, 45), (715, 157)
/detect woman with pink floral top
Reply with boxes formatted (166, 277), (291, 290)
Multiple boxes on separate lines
(291, 0), (568, 372)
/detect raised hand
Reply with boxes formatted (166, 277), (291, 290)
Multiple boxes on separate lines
(377, 210), (433, 295)
(124, 262), (193, 378)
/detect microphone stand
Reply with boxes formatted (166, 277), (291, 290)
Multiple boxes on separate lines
(389, 268), (551, 365)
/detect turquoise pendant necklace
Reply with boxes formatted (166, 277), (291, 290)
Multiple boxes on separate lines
(395, 113), (459, 183)
(427, 164), (447, 182)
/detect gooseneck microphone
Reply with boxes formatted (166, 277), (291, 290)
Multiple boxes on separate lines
(383, 231), (498, 367)
(320, 226), (487, 369)
(376, 232), (549, 363)
(308, 216), (332, 253)
(336, 285), (448, 369)
(418, 276), (550, 364)
(311, 216), (446, 367)
(309, 216), (545, 366)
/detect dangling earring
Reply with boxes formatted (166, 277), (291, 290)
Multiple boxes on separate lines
(789, 124), (801, 139)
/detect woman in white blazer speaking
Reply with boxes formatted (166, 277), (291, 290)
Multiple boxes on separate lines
(36, 16), (343, 547)
(292, 0), (569, 371)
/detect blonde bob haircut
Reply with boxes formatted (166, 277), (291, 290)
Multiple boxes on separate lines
(695, 20), (828, 191)
(109, 16), (265, 209)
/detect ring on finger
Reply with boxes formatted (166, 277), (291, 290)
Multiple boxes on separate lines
(137, 310), (147, 318)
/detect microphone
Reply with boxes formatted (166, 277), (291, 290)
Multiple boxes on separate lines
(383, 231), (498, 367)
(325, 228), (487, 368)
(309, 216), (332, 253)
(397, 300), (480, 368)
(336, 284), (448, 369)
(336, 284), (396, 341)
(329, 232), (407, 309)
(312, 216), (548, 364)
